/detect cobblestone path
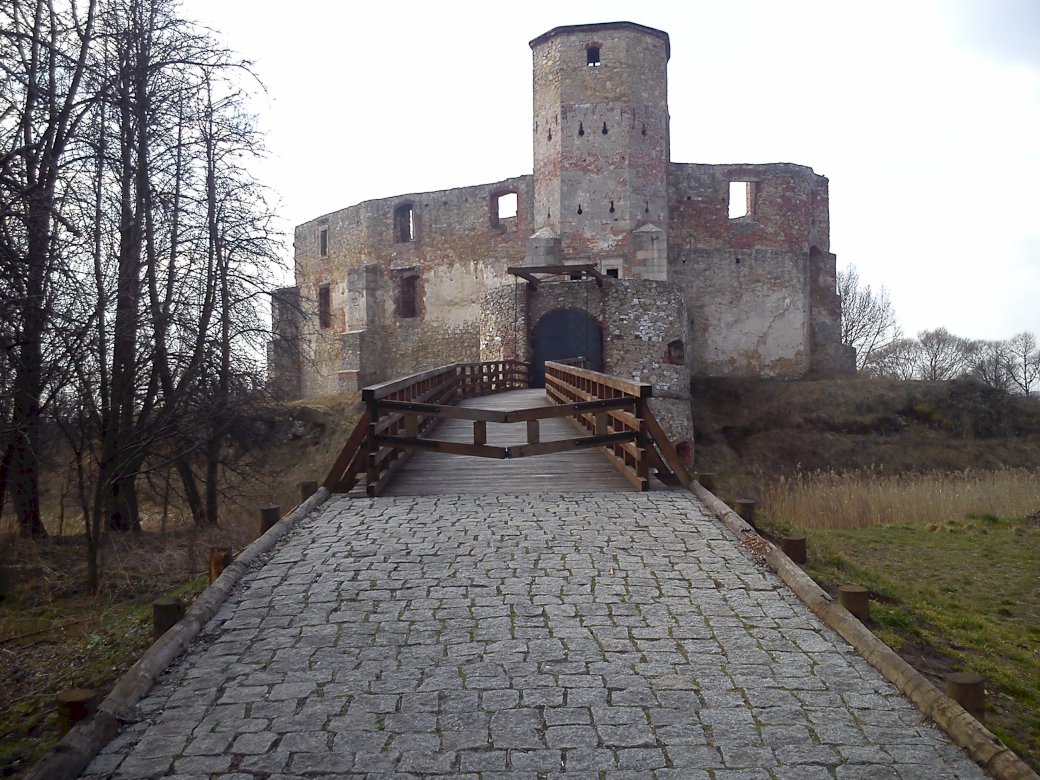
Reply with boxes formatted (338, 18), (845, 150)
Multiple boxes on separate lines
(84, 493), (987, 779)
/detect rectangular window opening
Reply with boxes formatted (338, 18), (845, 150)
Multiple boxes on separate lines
(319, 226), (329, 257)
(394, 204), (415, 243)
(318, 284), (331, 329)
(587, 46), (601, 67)
(729, 181), (753, 219)
(496, 192), (518, 220)
(399, 275), (418, 318)
(606, 268), (620, 279)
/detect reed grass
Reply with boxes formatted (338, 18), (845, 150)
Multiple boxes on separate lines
(761, 467), (1040, 529)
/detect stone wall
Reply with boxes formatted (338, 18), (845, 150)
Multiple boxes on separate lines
(287, 175), (533, 394)
(668, 162), (843, 377)
(524, 278), (694, 450)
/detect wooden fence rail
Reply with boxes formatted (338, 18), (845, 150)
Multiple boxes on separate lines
(323, 358), (690, 496)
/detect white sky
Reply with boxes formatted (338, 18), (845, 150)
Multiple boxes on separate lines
(183, 0), (1040, 342)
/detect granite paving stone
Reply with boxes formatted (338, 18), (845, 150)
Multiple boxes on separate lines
(81, 493), (991, 778)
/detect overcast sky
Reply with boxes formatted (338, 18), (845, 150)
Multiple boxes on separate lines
(182, 0), (1040, 342)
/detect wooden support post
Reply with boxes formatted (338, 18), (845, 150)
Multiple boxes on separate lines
(838, 584), (870, 621)
(735, 499), (756, 528)
(946, 672), (985, 719)
(780, 535), (807, 564)
(697, 472), (716, 492)
(473, 420), (487, 446)
(299, 481), (318, 503)
(259, 506), (281, 536)
(405, 412), (419, 439)
(527, 419), (540, 444)
(208, 547), (233, 584)
(152, 596), (184, 639)
(595, 411), (608, 436)
(56, 688), (97, 735)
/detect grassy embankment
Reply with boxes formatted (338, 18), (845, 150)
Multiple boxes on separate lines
(692, 377), (1040, 771)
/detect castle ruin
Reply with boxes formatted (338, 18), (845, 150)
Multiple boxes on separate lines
(269, 22), (854, 451)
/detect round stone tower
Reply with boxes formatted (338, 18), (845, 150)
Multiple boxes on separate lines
(529, 22), (670, 279)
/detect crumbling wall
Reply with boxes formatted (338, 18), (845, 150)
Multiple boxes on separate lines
(668, 162), (840, 377)
(267, 286), (302, 400)
(290, 175), (533, 394)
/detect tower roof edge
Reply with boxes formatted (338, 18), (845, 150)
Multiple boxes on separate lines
(530, 21), (670, 59)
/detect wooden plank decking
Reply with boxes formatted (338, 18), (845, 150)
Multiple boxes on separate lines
(381, 388), (636, 495)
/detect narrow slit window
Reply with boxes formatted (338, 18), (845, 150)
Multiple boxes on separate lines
(318, 284), (331, 329)
(587, 45), (601, 67)
(399, 275), (418, 319)
(393, 204), (415, 243)
(729, 182), (754, 219)
(319, 226), (328, 258)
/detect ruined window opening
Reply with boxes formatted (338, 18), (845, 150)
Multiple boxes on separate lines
(318, 226), (328, 258)
(609, 200), (615, 214)
(577, 204), (583, 215)
(491, 192), (518, 231)
(398, 275), (419, 319)
(578, 122), (585, 137)
(547, 128), (552, 141)
(729, 181), (754, 219)
(602, 122), (608, 135)
(641, 122), (647, 136)
(318, 284), (331, 329)
(606, 268), (620, 279)
(570, 272), (583, 281)
(393, 204), (415, 243)
(587, 45), (601, 67)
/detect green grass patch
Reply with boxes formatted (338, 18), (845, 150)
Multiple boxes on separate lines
(0, 572), (209, 777)
(759, 513), (1040, 771)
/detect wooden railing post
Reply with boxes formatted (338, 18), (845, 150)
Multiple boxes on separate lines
(365, 393), (380, 493)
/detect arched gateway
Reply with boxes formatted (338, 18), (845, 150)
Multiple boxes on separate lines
(530, 308), (602, 387)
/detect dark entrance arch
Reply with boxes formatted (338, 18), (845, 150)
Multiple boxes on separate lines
(530, 308), (603, 387)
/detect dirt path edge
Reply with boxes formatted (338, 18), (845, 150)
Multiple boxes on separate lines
(24, 487), (333, 780)
(690, 482), (1038, 780)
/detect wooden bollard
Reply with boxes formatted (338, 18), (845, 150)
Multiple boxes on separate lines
(299, 481), (318, 503)
(56, 688), (97, 734)
(259, 506), (281, 537)
(838, 584), (870, 621)
(697, 472), (716, 492)
(780, 535), (807, 564)
(735, 499), (756, 528)
(208, 547), (233, 583)
(946, 672), (985, 719)
(152, 596), (184, 638)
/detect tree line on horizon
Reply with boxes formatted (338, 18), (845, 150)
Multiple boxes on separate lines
(839, 265), (1040, 394)
(1, 0), (281, 587)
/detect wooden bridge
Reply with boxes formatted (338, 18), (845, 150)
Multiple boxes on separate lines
(323, 359), (692, 497)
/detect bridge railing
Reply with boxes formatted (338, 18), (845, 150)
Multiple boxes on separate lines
(543, 361), (691, 492)
(323, 358), (691, 496)
(323, 360), (529, 495)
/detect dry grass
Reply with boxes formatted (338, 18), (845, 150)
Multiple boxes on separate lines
(760, 467), (1040, 530)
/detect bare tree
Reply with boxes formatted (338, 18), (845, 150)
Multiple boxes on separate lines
(915, 328), (973, 381)
(1007, 331), (1040, 395)
(0, 0), (98, 537)
(867, 337), (920, 380)
(837, 264), (900, 372)
(966, 339), (1014, 391)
